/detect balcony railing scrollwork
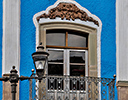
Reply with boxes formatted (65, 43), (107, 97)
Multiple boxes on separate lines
(29, 75), (116, 100)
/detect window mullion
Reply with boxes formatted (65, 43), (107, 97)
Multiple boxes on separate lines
(64, 49), (70, 76)
(65, 31), (68, 47)
(64, 49), (70, 95)
(85, 50), (88, 77)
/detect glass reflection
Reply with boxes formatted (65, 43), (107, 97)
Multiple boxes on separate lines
(35, 61), (45, 69)
(68, 33), (87, 47)
(46, 30), (65, 46)
(48, 50), (63, 63)
(70, 51), (85, 63)
(70, 65), (85, 76)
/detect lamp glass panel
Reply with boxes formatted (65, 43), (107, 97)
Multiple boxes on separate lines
(35, 60), (45, 69)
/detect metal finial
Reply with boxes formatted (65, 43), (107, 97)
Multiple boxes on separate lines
(31, 69), (34, 72)
(113, 74), (116, 79)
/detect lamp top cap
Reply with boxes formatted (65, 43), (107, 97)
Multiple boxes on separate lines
(32, 42), (49, 56)
(37, 42), (44, 49)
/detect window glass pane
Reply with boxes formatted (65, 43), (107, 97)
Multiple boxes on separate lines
(47, 50), (63, 76)
(70, 51), (85, 63)
(68, 33), (87, 47)
(48, 50), (63, 63)
(70, 65), (85, 76)
(46, 30), (65, 46)
(48, 64), (63, 75)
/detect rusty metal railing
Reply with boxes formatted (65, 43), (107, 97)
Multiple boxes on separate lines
(29, 75), (116, 100)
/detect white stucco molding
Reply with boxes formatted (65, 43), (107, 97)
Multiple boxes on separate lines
(2, 0), (20, 74)
(116, 0), (128, 82)
(33, 0), (102, 77)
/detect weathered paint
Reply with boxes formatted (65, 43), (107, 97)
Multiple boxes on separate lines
(20, 0), (116, 100)
(0, 0), (2, 99)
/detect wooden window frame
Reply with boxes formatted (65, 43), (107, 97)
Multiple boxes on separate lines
(46, 30), (88, 50)
(46, 29), (88, 50)
(39, 22), (97, 77)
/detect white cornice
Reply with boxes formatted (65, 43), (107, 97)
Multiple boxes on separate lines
(33, 0), (102, 28)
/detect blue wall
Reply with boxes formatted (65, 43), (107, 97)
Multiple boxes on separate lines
(20, 0), (116, 100)
(20, 0), (57, 100)
(0, 0), (3, 100)
(75, 0), (116, 78)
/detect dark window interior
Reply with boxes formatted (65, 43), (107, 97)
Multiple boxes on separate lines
(46, 29), (87, 90)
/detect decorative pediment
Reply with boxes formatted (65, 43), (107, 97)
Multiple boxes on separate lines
(36, 3), (99, 26)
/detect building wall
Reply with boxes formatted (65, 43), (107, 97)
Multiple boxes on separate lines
(20, 0), (116, 100)
(0, 0), (2, 100)
(0, 0), (116, 99)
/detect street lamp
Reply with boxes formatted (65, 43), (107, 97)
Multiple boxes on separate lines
(0, 43), (49, 100)
(32, 43), (49, 79)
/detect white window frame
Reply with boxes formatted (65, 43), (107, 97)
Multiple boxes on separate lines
(47, 48), (88, 77)
(47, 49), (88, 100)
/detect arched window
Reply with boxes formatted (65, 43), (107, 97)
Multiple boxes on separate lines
(33, 0), (102, 99)
(46, 29), (88, 77)
(33, 1), (102, 78)
(37, 22), (99, 77)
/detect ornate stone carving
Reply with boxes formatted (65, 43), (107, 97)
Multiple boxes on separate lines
(37, 3), (99, 26)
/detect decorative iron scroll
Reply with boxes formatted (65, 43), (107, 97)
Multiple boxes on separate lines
(29, 75), (115, 100)
(37, 3), (99, 26)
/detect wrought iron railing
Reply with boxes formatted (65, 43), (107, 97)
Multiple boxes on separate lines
(29, 75), (115, 100)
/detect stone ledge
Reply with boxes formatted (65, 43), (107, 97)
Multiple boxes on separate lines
(117, 81), (128, 87)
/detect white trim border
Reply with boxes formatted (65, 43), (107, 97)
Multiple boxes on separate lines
(2, 0), (20, 74)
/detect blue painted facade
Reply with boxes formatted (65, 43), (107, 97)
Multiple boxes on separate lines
(0, 0), (3, 100)
(20, 1), (57, 99)
(75, 0), (116, 78)
(0, 0), (116, 99)
(20, 0), (116, 99)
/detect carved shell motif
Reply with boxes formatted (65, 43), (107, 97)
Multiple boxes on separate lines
(37, 3), (99, 26)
